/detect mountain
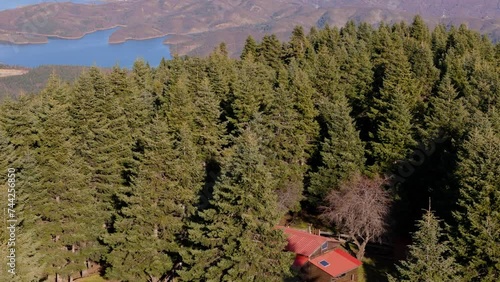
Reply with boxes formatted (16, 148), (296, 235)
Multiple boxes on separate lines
(0, 0), (498, 56)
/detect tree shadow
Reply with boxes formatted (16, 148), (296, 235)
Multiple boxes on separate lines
(362, 243), (398, 282)
(196, 157), (221, 211)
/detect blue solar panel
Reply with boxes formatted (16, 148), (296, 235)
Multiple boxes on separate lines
(319, 260), (330, 267)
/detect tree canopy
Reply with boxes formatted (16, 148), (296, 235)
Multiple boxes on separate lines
(0, 17), (499, 281)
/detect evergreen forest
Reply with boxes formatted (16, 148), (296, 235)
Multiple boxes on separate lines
(1, 16), (499, 281)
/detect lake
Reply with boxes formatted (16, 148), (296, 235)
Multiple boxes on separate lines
(0, 1), (172, 68)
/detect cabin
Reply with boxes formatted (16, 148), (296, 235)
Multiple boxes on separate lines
(279, 227), (362, 282)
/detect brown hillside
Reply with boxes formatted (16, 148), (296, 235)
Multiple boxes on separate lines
(0, 0), (498, 57)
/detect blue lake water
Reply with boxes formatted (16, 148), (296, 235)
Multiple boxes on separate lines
(0, 1), (172, 68)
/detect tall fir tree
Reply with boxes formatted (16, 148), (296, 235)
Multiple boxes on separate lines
(69, 67), (134, 267)
(104, 116), (203, 282)
(308, 93), (365, 201)
(193, 76), (227, 160)
(388, 210), (458, 282)
(226, 57), (274, 132)
(287, 60), (319, 155)
(368, 30), (418, 171)
(431, 24), (449, 70)
(257, 34), (283, 69)
(0, 96), (45, 281)
(241, 35), (258, 60)
(409, 15), (431, 43)
(180, 128), (293, 281)
(424, 75), (469, 141)
(36, 77), (99, 282)
(285, 25), (314, 65)
(131, 58), (153, 93)
(451, 118), (500, 281)
(257, 67), (310, 212)
(337, 29), (373, 124)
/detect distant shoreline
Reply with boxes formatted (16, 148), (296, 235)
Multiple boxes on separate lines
(47, 25), (126, 41)
(0, 25), (128, 45)
(0, 39), (48, 45)
(0, 27), (171, 46)
(108, 33), (170, 44)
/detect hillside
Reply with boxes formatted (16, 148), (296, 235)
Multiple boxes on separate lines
(0, 68), (28, 78)
(0, 65), (90, 100)
(0, 0), (499, 56)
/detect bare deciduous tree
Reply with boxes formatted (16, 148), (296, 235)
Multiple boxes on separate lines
(320, 174), (391, 260)
(276, 180), (304, 213)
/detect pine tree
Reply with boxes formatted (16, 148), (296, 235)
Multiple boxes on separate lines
(206, 45), (235, 107)
(307, 39), (365, 201)
(193, 76), (227, 160)
(340, 20), (358, 42)
(312, 46), (341, 100)
(6, 76), (102, 281)
(131, 58), (153, 93)
(287, 60), (319, 154)
(258, 67), (311, 212)
(226, 57), (274, 132)
(108, 65), (131, 98)
(0, 96), (45, 281)
(424, 75), (469, 141)
(388, 210), (458, 282)
(309, 94), (365, 201)
(314, 24), (341, 53)
(431, 24), (448, 70)
(392, 21), (410, 39)
(241, 35), (258, 60)
(162, 70), (196, 134)
(451, 118), (500, 281)
(104, 116), (203, 282)
(69, 67), (134, 271)
(468, 55), (500, 113)
(409, 15), (430, 43)
(442, 48), (474, 107)
(257, 34), (283, 69)
(152, 57), (170, 104)
(495, 43), (500, 66)
(404, 34), (439, 103)
(368, 31), (417, 171)
(180, 128), (293, 281)
(285, 26), (313, 64)
(337, 30), (373, 122)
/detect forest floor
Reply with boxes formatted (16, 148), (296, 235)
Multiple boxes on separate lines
(75, 275), (107, 282)
(75, 274), (121, 282)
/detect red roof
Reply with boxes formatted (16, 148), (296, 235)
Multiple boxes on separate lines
(279, 227), (336, 257)
(310, 249), (362, 277)
(293, 254), (309, 267)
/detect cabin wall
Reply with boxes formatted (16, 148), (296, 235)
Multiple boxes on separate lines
(299, 263), (358, 282)
(299, 262), (331, 282)
(332, 269), (358, 282)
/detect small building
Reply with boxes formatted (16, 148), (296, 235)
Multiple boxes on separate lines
(280, 227), (362, 282)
